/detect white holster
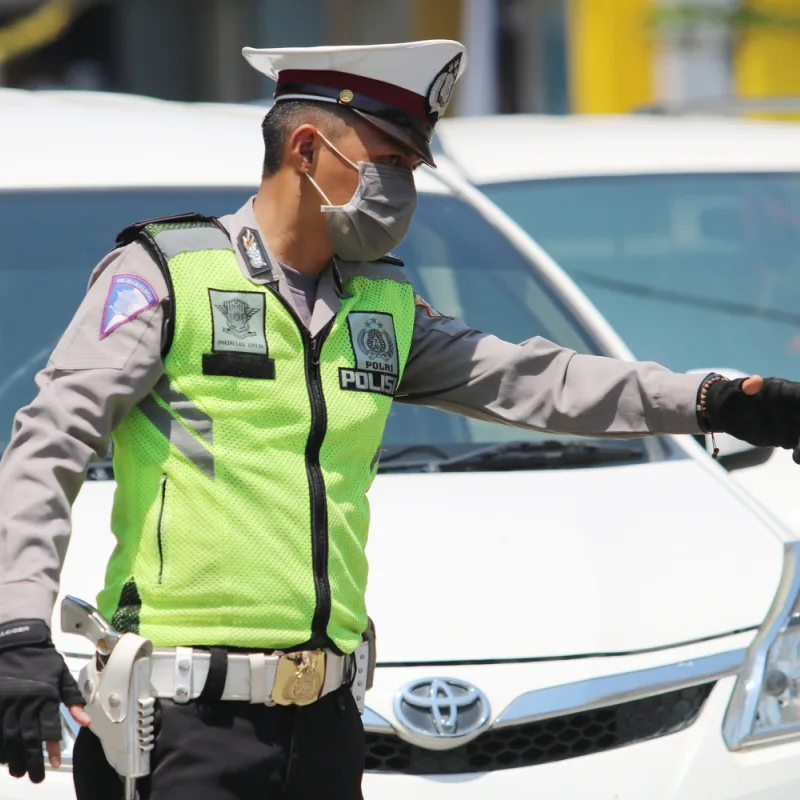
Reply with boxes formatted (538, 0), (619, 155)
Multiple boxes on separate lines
(78, 633), (155, 780)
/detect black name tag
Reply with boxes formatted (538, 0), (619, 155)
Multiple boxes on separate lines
(203, 352), (276, 380)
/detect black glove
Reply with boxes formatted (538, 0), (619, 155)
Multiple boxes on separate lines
(0, 619), (85, 783)
(699, 374), (800, 449)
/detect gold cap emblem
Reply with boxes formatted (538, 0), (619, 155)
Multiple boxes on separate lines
(339, 89), (354, 104)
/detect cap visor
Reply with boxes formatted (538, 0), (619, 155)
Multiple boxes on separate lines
(351, 109), (436, 168)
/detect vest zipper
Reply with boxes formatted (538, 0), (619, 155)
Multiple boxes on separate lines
(262, 284), (335, 645)
(306, 328), (334, 642)
(157, 474), (167, 584)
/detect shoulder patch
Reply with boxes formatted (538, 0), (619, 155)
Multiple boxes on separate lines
(100, 274), (159, 340)
(414, 293), (452, 319)
(115, 212), (214, 247)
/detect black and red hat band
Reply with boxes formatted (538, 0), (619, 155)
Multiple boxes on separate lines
(274, 81), (434, 143)
(275, 69), (430, 122)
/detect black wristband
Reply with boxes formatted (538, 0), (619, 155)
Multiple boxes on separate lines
(0, 619), (50, 652)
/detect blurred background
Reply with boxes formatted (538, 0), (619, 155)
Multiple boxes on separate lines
(1, 0), (800, 116)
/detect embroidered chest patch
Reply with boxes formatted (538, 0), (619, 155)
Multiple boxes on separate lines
(340, 312), (399, 397)
(100, 274), (158, 340)
(209, 289), (267, 355)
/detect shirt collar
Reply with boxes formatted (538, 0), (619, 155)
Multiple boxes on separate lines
(331, 259), (353, 300)
(218, 197), (350, 335)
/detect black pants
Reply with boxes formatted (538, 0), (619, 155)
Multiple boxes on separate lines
(72, 687), (365, 799)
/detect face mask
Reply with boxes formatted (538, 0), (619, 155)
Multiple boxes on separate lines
(305, 131), (418, 263)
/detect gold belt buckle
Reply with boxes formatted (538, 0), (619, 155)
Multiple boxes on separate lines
(272, 650), (326, 706)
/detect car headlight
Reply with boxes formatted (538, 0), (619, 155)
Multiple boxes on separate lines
(724, 541), (800, 749)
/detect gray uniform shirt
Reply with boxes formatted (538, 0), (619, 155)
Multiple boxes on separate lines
(0, 198), (704, 624)
(280, 263), (319, 329)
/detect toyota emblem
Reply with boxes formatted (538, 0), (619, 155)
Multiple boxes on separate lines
(394, 677), (490, 739)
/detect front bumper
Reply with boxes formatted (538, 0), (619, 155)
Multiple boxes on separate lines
(3, 661), (800, 799)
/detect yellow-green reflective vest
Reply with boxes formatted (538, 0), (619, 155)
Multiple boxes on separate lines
(98, 218), (415, 654)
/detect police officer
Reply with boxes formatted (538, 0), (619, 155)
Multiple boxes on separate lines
(1, 38), (800, 800)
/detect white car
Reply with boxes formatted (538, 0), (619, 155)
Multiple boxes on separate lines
(436, 113), (800, 537)
(2, 90), (800, 799)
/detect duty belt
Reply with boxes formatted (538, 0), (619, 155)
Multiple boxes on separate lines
(150, 646), (363, 706)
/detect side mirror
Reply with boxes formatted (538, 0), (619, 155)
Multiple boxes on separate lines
(689, 368), (774, 472)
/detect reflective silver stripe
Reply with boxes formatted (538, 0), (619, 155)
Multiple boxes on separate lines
(152, 226), (232, 261)
(138, 395), (215, 480)
(152, 375), (213, 447)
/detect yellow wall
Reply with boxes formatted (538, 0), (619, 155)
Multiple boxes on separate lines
(410, 0), (463, 41)
(735, 0), (800, 112)
(568, 0), (655, 113)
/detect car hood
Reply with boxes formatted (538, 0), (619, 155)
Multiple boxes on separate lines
(364, 457), (785, 662)
(53, 458), (785, 661)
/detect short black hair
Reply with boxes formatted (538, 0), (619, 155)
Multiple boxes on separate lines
(261, 100), (353, 177)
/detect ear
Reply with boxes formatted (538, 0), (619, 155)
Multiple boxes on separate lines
(287, 124), (318, 173)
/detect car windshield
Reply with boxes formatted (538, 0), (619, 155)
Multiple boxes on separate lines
(484, 173), (800, 380)
(0, 187), (639, 469)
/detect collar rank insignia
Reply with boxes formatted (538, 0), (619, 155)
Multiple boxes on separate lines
(238, 226), (272, 277)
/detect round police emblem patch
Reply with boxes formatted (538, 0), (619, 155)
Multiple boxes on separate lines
(426, 54), (463, 121)
(357, 318), (395, 361)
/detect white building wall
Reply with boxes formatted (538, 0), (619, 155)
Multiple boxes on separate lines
(458, 0), (500, 115)
(655, 0), (736, 107)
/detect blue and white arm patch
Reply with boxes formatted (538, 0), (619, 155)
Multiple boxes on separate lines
(100, 274), (159, 340)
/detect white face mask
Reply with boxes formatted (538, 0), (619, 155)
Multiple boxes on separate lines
(305, 131), (418, 263)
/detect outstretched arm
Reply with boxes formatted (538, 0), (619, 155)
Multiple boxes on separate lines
(396, 304), (703, 436)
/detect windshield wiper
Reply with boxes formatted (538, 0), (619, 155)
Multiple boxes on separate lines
(436, 439), (644, 472)
(379, 440), (644, 473)
(378, 444), (451, 465)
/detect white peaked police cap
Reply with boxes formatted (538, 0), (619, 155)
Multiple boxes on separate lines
(242, 40), (467, 167)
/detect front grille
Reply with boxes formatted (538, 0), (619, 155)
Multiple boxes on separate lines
(365, 682), (714, 775)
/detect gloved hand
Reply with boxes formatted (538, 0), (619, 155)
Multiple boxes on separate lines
(0, 619), (88, 783)
(699, 373), (800, 449)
